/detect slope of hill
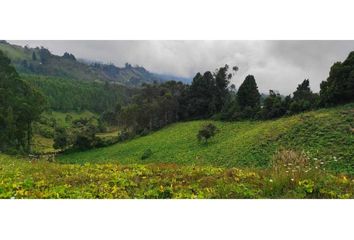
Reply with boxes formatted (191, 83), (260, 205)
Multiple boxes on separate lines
(58, 103), (354, 174)
(0, 41), (163, 86)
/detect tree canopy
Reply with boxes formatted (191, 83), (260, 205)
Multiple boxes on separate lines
(0, 50), (45, 153)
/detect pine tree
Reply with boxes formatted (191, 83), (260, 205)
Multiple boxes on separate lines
(237, 75), (261, 110)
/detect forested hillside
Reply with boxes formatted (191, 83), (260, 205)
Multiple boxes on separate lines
(0, 41), (164, 86)
(22, 74), (136, 112)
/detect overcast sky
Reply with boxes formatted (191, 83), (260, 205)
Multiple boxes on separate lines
(9, 40), (354, 94)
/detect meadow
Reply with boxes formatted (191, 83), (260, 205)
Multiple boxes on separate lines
(58, 104), (354, 175)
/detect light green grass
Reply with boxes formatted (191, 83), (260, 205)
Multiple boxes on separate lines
(58, 116), (298, 167)
(43, 111), (98, 128)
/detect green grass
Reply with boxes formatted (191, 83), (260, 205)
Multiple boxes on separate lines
(43, 111), (98, 128)
(57, 104), (354, 174)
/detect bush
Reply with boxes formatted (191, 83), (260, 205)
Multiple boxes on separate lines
(197, 123), (218, 143)
(118, 130), (133, 142)
(141, 148), (153, 160)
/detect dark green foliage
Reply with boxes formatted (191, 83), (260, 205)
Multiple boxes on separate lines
(197, 123), (218, 143)
(185, 65), (233, 119)
(31, 52), (37, 61)
(111, 81), (186, 134)
(320, 52), (354, 106)
(236, 75), (261, 118)
(0, 50), (45, 153)
(141, 148), (153, 160)
(53, 127), (69, 150)
(290, 79), (319, 114)
(71, 118), (99, 150)
(261, 90), (287, 119)
(21, 74), (135, 113)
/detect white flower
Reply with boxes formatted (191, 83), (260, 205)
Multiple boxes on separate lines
(269, 179), (273, 183)
(291, 178), (294, 181)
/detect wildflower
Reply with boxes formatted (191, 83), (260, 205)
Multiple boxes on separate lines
(314, 158), (318, 161)
(286, 171), (289, 173)
(291, 178), (294, 181)
(269, 179), (273, 183)
(320, 162), (324, 165)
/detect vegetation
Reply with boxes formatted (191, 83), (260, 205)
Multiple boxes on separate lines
(58, 104), (354, 175)
(22, 74), (135, 112)
(1, 41), (353, 199)
(197, 123), (218, 143)
(1, 153), (353, 199)
(320, 52), (354, 105)
(0, 41), (164, 86)
(0, 51), (45, 153)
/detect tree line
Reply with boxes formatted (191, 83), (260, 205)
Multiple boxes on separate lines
(102, 51), (354, 138)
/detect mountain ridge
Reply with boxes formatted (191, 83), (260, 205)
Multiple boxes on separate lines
(0, 41), (188, 86)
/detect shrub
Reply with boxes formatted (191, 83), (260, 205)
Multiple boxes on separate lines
(197, 123), (218, 143)
(141, 148), (153, 160)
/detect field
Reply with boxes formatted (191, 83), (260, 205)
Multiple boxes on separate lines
(1, 104), (353, 199)
(58, 104), (354, 174)
(0, 153), (353, 199)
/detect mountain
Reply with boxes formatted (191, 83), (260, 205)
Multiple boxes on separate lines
(0, 41), (167, 86)
(154, 73), (192, 84)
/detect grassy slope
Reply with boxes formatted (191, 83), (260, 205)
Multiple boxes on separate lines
(58, 104), (354, 173)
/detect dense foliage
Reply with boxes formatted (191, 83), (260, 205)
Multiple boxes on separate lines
(22, 74), (135, 112)
(320, 51), (354, 106)
(0, 51), (45, 153)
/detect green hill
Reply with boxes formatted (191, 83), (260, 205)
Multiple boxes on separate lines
(0, 41), (163, 86)
(58, 103), (354, 174)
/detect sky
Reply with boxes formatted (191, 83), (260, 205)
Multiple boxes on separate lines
(9, 40), (354, 94)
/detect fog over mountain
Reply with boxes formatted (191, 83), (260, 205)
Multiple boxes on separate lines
(10, 40), (354, 94)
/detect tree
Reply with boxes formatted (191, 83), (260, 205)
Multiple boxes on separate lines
(53, 127), (70, 150)
(197, 123), (218, 143)
(0, 50), (45, 153)
(261, 90), (286, 119)
(32, 52), (37, 61)
(214, 65), (231, 112)
(236, 75), (260, 118)
(71, 118), (99, 150)
(290, 79), (318, 113)
(320, 52), (354, 105)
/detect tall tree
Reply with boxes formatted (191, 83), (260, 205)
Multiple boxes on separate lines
(237, 75), (261, 111)
(0, 50), (45, 153)
(320, 51), (354, 105)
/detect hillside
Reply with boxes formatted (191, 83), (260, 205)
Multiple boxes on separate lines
(0, 41), (164, 86)
(58, 103), (354, 174)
